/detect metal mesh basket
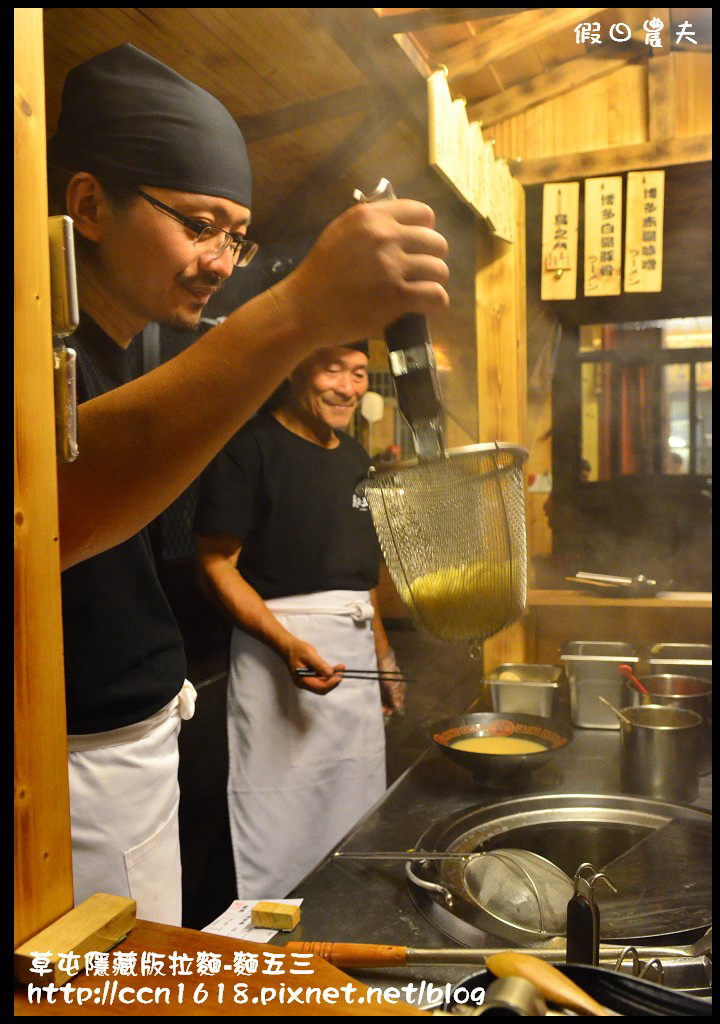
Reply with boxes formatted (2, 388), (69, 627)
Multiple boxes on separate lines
(359, 443), (528, 643)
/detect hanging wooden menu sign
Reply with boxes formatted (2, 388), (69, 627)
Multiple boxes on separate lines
(452, 97), (471, 203)
(584, 176), (622, 296)
(467, 120), (488, 220)
(427, 67), (516, 243)
(427, 67), (456, 193)
(624, 170), (665, 292)
(492, 159), (515, 244)
(541, 182), (579, 300)
(481, 139), (497, 231)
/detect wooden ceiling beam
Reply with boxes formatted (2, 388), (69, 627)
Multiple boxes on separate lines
(392, 32), (435, 79)
(238, 84), (379, 143)
(262, 105), (400, 242)
(511, 134), (712, 184)
(373, 9), (536, 34)
(442, 7), (607, 82)
(308, 7), (427, 132)
(467, 44), (644, 126)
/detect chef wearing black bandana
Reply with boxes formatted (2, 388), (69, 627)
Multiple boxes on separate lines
(48, 43), (449, 923)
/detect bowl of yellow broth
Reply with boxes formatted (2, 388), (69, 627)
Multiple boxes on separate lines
(431, 712), (574, 786)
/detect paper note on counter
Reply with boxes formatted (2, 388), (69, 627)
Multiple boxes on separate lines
(202, 899), (303, 942)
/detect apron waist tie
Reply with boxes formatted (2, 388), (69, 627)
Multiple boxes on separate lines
(265, 597), (374, 622)
(68, 680), (197, 753)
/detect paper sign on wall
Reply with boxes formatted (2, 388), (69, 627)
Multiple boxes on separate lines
(624, 170), (665, 293)
(541, 182), (579, 300)
(584, 176), (623, 296)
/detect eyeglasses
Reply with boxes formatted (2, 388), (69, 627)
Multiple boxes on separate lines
(134, 188), (259, 268)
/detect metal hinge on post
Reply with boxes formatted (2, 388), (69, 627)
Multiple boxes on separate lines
(48, 215), (80, 462)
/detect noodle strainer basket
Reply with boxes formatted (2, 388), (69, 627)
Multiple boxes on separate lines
(358, 442), (528, 646)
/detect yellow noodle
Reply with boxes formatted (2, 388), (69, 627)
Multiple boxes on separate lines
(403, 561), (519, 639)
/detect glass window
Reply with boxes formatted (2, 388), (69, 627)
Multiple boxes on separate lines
(696, 361), (712, 475)
(579, 317), (711, 478)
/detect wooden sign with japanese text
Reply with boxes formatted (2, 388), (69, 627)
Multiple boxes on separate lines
(427, 68), (457, 193)
(491, 159), (515, 243)
(624, 170), (665, 292)
(541, 182), (579, 299)
(584, 176), (623, 295)
(427, 67), (513, 243)
(452, 97), (470, 203)
(467, 120), (489, 220)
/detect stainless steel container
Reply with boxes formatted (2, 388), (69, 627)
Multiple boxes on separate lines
(560, 641), (638, 729)
(619, 704), (703, 803)
(648, 643), (712, 682)
(486, 664), (561, 716)
(627, 674), (712, 775)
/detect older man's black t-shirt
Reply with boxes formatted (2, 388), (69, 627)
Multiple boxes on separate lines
(194, 413), (380, 599)
(61, 315), (186, 733)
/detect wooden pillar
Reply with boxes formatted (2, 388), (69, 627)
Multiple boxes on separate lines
(476, 179), (529, 670)
(14, 7), (74, 946)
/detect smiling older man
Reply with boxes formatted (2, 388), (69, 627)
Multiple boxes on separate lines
(194, 343), (405, 897)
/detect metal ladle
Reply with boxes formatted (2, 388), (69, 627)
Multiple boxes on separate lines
(597, 695), (632, 725)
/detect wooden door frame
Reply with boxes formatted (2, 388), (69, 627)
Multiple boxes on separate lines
(14, 7), (74, 947)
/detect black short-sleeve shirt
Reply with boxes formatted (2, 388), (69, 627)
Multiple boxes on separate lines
(194, 412), (380, 599)
(61, 315), (187, 733)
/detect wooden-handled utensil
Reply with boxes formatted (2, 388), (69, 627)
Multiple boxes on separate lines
(287, 941), (570, 969)
(285, 939), (665, 969)
(286, 932), (710, 968)
(485, 952), (619, 1015)
(286, 942), (409, 968)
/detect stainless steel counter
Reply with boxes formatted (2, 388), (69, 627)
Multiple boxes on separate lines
(272, 694), (711, 1008)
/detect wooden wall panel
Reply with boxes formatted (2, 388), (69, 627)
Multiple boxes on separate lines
(489, 64), (654, 161)
(489, 54), (711, 164)
(475, 180), (527, 445)
(14, 9), (73, 947)
(673, 52), (713, 136)
(477, 180), (528, 673)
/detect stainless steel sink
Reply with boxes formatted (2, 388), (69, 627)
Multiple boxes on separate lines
(408, 793), (712, 996)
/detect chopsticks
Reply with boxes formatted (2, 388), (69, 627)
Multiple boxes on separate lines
(296, 668), (406, 680)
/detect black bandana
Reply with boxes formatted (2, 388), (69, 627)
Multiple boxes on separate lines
(48, 44), (252, 208)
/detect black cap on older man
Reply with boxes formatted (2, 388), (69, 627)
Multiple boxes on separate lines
(48, 43), (252, 208)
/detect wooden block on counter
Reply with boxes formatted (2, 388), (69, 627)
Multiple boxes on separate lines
(14, 893), (136, 985)
(251, 901), (301, 931)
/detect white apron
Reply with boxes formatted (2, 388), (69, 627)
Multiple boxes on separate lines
(67, 681), (197, 925)
(227, 590), (386, 897)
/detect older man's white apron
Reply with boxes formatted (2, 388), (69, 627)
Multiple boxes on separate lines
(226, 590), (386, 897)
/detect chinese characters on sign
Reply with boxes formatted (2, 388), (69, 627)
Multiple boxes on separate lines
(542, 173), (665, 299)
(624, 170), (665, 293)
(574, 19), (697, 46)
(584, 176), (622, 296)
(541, 182), (579, 300)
